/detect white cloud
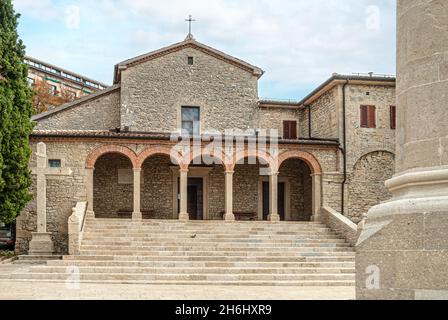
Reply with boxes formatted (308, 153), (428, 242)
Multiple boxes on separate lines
(18, 0), (396, 98)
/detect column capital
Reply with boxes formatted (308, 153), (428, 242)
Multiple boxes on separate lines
(133, 167), (142, 172)
(225, 170), (235, 175)
(179, 168), (189, 173)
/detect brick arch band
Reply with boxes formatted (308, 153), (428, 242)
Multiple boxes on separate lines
(86, 145), (187, 170)
(230, 149), (276, 172)
(85, 145), (138, 169)
(277, 150), (322, 174)
(136, 146), (185, 169)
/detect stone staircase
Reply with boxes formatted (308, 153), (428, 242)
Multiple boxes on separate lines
(8, 218), (355, 286)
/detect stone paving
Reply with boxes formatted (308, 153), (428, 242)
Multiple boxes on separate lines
(0, 263), (354, 300)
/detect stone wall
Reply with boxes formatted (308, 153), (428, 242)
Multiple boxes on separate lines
(233, 163), (260, 214)
(279, 159), (312, 221)
(16, 141), (92, 254)
(308, 87), (339, 140)
(257, 107), (300, 136)
(93, 154), (134, 218)
(298, 108), (310, 138)
(120, 47), (259, 133)
(15, 176), (37, 255)
(208, 165), (226, 220)
(141, 156), (174, 219)
(347, 151), (395, 223)
(35, 89), (121, 131)
(345, 84), (396, 170)
(343, 84), (396, 223)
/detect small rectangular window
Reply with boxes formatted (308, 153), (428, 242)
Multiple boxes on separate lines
(181, 106), (200, 136)
(360, 105), (376, 128)
(390, 105), (396, 129)
(283, 121), (297, 140)
(188, 57), (194, 65)
(48, 159), (61, 168)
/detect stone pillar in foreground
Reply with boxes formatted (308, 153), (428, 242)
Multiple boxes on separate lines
(224, 170), (235, 221)
(178, 168), (189, 221)
(356, 0), (448, 300)
(29, 142), (54, 256)
(132, 168), (142, 221)
(268, 172), (280, 222)
(86, 168), (94, 213)
(311, 173), (322, 222)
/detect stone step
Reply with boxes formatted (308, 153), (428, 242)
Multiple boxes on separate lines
(4, 277), (356, 287)
(9, 272), (355, 282)
(85, 219), (325, 226)
(84, 228), (332, 235)
(79, 245), (353, 252)
(46, 260), (355, 268)
(63, 255), (355, 263)
(77, 250), (355, 257)
(81, 232), (339, 239)
(80, 239), (349, 245)
(80, 241), (350, 248)
(30, 265), (355, 275)
(13, 255), (62, 265)
(81, 234), (343, 241)
(82, 236), (347, 245)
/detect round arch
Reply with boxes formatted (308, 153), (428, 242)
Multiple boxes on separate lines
(136, 146), (185, 169)
(348, 150), (395, 223)
(85, 145), (138, 169)
(186, 149), (230, 170)
(230, 149), (276, 172)
(353, 150), (395, 168)
(277, 150), (322, 174)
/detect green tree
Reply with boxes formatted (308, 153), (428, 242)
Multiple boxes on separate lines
(0, 0), (33, 224)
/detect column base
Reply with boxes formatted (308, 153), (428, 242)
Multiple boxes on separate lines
(178, 212), (189, 221)
(224, 213), (235, 221)
(268, 214), (280, 222)
(356, 167), (448, 300)
(132, 211), (142, 221)
(29, 232), (54, 256)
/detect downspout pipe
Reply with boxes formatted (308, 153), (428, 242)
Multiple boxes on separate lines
(307, 105), (312, 139)
(341, 80), (349, 215)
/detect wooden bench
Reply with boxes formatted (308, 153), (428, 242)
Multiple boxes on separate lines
(221, 211), (258, 221)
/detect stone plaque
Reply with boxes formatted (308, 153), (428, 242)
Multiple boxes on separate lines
(118, 169), (133, 185)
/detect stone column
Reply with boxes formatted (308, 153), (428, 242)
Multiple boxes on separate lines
(268, 172), (280, 222)
(178, 168), (189, 221)
(356, 0), (448, 299)
(311, 173), (322, 222)
(86, 168), (94, 213)
(132, 168), (142, 221)
(29, 142), (54, 256)
(224, 170), (235, 221)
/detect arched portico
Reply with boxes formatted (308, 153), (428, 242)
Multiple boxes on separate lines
(85, 145), (138, 215)
(277, 150), (323, 221)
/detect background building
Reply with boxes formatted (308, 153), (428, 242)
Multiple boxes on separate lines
(25, 56), (108, 112)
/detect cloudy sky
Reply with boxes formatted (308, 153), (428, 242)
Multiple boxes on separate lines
(15, 0), (396, 99)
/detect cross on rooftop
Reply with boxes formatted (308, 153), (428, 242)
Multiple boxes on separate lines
(185, 15), (196, 38)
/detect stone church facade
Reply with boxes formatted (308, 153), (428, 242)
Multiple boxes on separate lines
(16, 37), (396, 255)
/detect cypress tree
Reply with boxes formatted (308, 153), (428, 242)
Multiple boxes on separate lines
(0, 0), (33, 224)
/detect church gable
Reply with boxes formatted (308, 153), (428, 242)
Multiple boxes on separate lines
(114, 39), (264, 84)
(118, 42), (261, 133)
